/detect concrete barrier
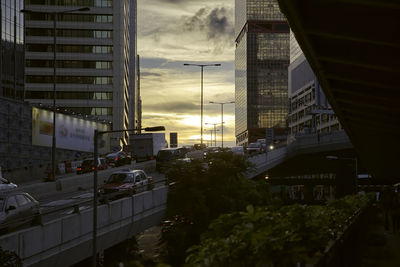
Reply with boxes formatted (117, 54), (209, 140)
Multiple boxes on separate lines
(0, 186), (168, 266)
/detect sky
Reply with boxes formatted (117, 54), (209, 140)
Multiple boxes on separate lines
(137, 0), (235, 147)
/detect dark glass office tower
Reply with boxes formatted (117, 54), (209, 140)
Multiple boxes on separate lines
(0, 0), (25, 99)
(235, 0), (290, 146)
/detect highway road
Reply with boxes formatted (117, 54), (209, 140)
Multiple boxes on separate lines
(1, 162), (165, 235)
(39, 170), (165, 223)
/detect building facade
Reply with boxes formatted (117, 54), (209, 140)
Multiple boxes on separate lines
(24, 0), (138, 148)
(288, 31), (342, 139)
(1, 0), (25, 99)
(235, 0), (290, 146)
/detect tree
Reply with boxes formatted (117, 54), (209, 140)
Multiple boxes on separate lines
(0, 247), (22, 267)
(162, 151), (271, 265)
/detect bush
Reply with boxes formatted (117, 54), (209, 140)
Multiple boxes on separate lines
(186, 193), (374, 266)
(162, 151), (271, 265)
(0, 247), (22, 267)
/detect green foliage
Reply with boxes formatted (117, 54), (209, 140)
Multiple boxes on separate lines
(185, 193), (374, 267)
(0, 246), (22, 267)
(163, 151), (271, 265)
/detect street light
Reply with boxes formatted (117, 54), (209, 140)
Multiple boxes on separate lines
(92, 126), (165, 266)
(183, 63), (221, 145)
(205, 122), (221, 147)
(21, 7), (90, 181)
(209, 101), (234, 148)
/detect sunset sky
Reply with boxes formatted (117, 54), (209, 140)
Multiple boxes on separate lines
(137, 0), (235, 147)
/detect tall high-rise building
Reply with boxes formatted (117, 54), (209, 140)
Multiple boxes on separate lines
(24, 0), (138, 148)
(235, 0), (290, 146)
(1, 0), (25, 99)
(288, 31), (342, 139)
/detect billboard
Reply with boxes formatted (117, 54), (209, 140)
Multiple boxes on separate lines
(32, 107), (110, 153)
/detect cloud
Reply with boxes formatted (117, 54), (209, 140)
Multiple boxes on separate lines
(182, 7), (234, 53)
(145, 101), (199, 114)
(137, 0), (236, 145)
(141, 72), (162, 77)
(207, 7), (235, 40)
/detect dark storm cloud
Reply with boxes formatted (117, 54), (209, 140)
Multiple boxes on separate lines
(207, 7), (234, 40)
(145, 101), (199, 114)
(183, 7), (234, 41)
(141, 72), (162, 77)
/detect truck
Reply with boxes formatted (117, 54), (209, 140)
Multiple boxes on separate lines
(130, 133), (167, 162)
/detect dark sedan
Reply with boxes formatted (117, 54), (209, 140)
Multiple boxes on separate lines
(105, 151), (131, 167)
(0, 191), (41, 233)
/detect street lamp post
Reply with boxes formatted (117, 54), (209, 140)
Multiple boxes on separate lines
(183, 63), (221, 146)
(208, 129), (213, 147)
(205, 122), (220, 147)
(21, 7), (90, 180)
(92, 126), (165, 266)
(209, 101), (234, 148)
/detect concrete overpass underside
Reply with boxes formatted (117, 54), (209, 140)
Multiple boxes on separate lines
(278, 0), (400, 182)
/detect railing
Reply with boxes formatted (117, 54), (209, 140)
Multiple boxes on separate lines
(0, 185), (169, 266)
(0, 179), (169, 236)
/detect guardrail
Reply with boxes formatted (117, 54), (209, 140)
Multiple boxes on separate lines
(0, 185), (169, 266)
(20, 160), (156, 200)
(0, 179), (168, 236)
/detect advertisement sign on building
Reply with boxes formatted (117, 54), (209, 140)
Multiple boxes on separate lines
(170, 132), (178, 148)
(32, 107), (110, 153)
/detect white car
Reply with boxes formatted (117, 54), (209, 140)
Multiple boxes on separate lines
(231, 146), (245, 156)
(246, 142), (263, 154)
(0, 178), (17, 191)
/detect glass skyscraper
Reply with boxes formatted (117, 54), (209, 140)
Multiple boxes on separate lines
(0, 0), (25, 99)
(235, 0), (290, 146)
(23, 0), (138, 147)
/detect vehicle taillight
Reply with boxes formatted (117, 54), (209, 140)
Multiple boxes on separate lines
(115, 157), (118, 161)
(77, 167), (81, 171)
(92, 167), (95, 170)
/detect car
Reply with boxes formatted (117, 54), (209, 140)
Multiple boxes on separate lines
(0, 178), (17, 191)
(231, 146), (245, 156)
(246, 142), (263, 154)
(0, 191), (41, 233)
(76, 158), (108, 174)
(98, 170), (153, 202)
(156, 148), (187, 172)
(105, 151), (131, 167)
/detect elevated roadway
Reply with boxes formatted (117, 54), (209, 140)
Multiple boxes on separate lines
(278, 0), (400, 182)
(0, 186), (168, 266)
(247, 130), (353, 178)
